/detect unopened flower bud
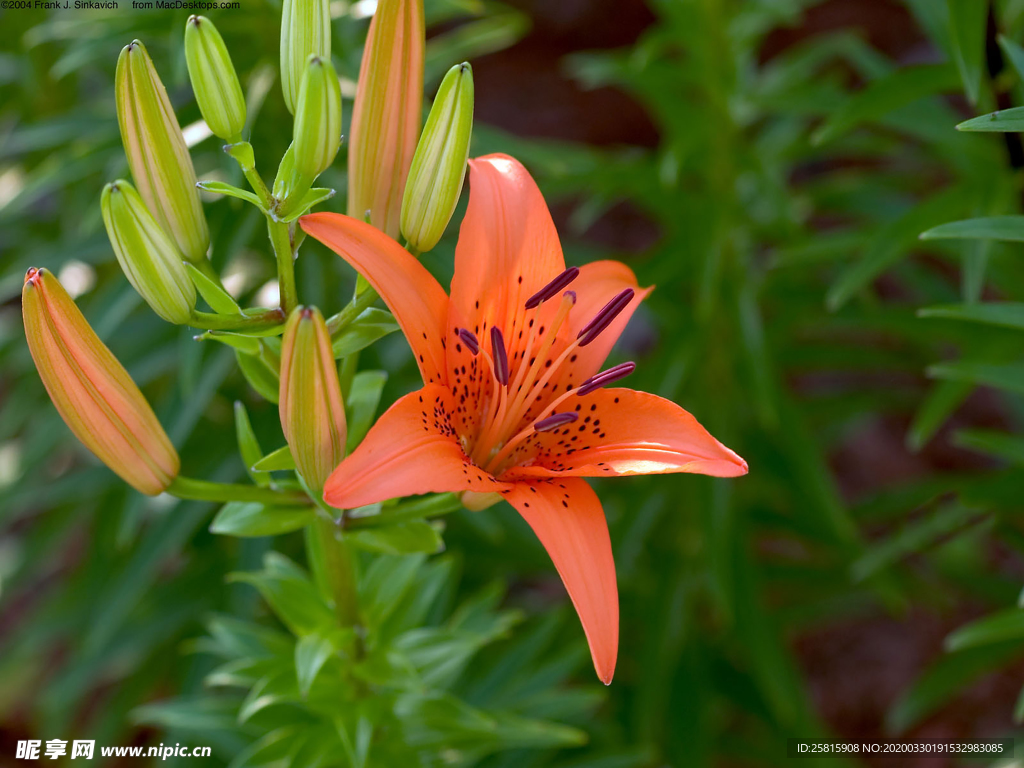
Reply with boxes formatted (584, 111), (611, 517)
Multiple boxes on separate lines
(293, 55), (342, 181)
(348, 0), (424, 238)
(102, 180), (196, 325)
(401, 62), (473, 252)
(116, 39), (210, 263)
(279, 306), (347, 494)
(280, 0), (330, 115)
(184, 15), (246, 142)
(22, 268), (180, 495)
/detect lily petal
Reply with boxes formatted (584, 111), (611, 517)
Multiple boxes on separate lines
(504, 388), (748, 480)
(449, 155), (566, 352)
(301, 212), (449, 385)
(505, 478), (618, 684)
(323, 384), (511, 509)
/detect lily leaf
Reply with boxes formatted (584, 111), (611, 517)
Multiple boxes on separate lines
(252, 445), (297, 472)
(332, 308), (399, 359)
(295, 632), (336, 696)
(348, 521), (445, 555)
(957, 107), (1024, 132)
(346, 371), (388, 452)
(185, 263), (241, 315)
(234, 402), (270, 487)
(280, 187), (336, 223)
(921, 216), (1024, 242)
(195, 330), (261, 355)
(918, 303), (1024, 331)
(197, 179), (263, 208)
(236, 349), (280, 403)
(211, 502), (316, 537)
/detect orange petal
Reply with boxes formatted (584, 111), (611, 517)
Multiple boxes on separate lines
(504, 388), (748, 481)
(323, 384), (511, 509)
(301, 212), (449, 385)
(505, 478), (618, 684)
(449, 155), (566, 355)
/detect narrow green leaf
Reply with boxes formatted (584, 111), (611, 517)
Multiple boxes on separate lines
(962, 237), (990, 303)
(953, 428), (1024, 464)
(211, 502), (316, 537)
(331, 308), (400, 359)
(295, 633), (335, 696)
(928, 360), (1024, 396)
(252, 445), (296, 472)
(812, 64), (960, 145)
(235, 401), (270, 487)
(947, 0), (988, 104)
(197, 179), (264, 207)
(921, 216), (1024, 241)
(957, 107), (1024, 131)
(236, 349), (280, 403)
(918, 302), (1024, 330)
(906, 380), (971, 451)
(999, 35), (1024, 82)
(946, 607), (1024, 651)
(280, 187), (336, 223)
(346, 370), (388, 452)
(348, 521), (445, 555)
(195, 330), (261, 355)
(229, 553), (335, 635)
(185, 262), (241, 314)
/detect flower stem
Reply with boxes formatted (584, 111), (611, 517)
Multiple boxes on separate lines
(313, 516), (361, 627)
(189, 307), (285, 331)
(167, 475), (310, 505)
(269, 219), (299, 315)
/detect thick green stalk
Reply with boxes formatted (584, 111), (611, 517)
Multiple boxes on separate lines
(326, 286), (379, 335)
(313, 516), (361, 627)
(168, 475), (310, 505)
(268, 219), (299, 315)
(190, 307), (285, 331)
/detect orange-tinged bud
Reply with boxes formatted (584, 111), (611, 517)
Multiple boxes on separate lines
(279, 306), (347, 494)
(347, 0), (424, 239)
(22, 268), (179, 495)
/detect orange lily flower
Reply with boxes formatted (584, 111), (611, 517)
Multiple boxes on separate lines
(300, 154), (747, 684)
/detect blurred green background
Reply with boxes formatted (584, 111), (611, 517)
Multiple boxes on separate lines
(4, 0), (1024, 765)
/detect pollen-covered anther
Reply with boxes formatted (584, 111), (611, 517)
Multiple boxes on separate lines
(534, 411), (579, 432)
(524, 266), (580, 309)
(456, 327), (480, 355)
(577, 288), (634, 347)
(490, 327), (509, 386)
(577, 361), (636, 395)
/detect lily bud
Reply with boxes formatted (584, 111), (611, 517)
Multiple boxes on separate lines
(101, 180), (196, 325)
(400, 62), (473, 253)
(116, 39), (210, 263)
(184, 15), (247, 142)
(347, 0), (424, 239)
(22, 268), (179, 495)
(293, 55), (342, 181)
(280, 0), (331, 115)
(279, 306), (347, 494)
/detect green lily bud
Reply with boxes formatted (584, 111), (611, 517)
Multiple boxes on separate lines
(184, 16), (246, 142)
(116, 39), (210, 263)
(400, 62), (474, 253)
(293, 55), (342, 181)
(279, 306), (347, 494)
(280, 0), (330, 115)
(102, 180), (196, 325)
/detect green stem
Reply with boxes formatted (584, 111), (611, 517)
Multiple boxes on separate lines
(314, 516), (361, 627)
(326, 287), (380, 335)
(167, 475), (310, 505)
(190, 307), (285, 332)
(269, 219), (299, 315)
(345, 493), (463, 529)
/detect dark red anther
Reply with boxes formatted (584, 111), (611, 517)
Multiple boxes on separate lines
(457, 327), (479, 355)
(577, 362), (636, 395)
(577, 288), (634, 347)
(490, 327), (509, 386)
(525, 267), (580, 309)
(534, 411), (579, 432)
